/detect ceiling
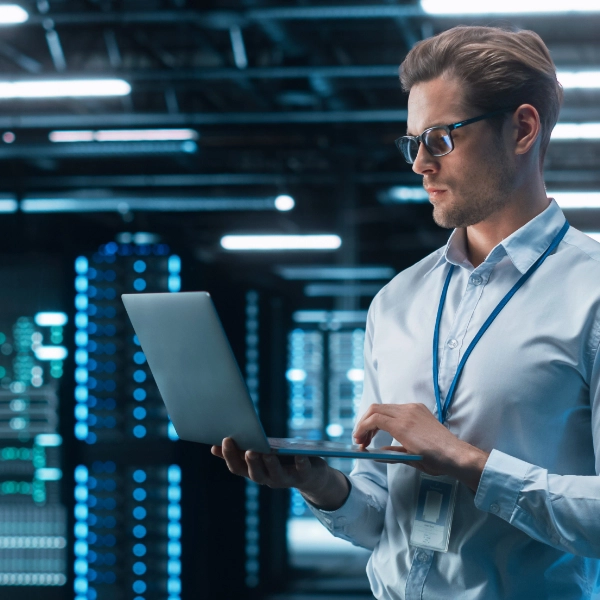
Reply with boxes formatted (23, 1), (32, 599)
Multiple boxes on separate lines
(2, 1), (600, 302)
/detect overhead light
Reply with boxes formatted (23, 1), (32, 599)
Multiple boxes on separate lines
(292, 310), (368, 324)
(550, 192), (600, 208)
(22, 196), (290, 213)
(276, 266), (395, 280)
(558, 71), (600, 89)
(551, 123), (600, 140)
(34, 312), (68, 327)
(220, 234), (342, 250)
(0, 197), (17, 213)
(304, 283), (384, 297)
(421, 0), (600, 14)
(0, 5), (28, 24)
(379, 186), (428, 204)
(0, 79), (131, 99)
(274, 194), (295, 211)
(34, 346), (68, 361)
(49, 129), (198, 142)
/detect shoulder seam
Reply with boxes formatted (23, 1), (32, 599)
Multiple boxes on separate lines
(562, 238), (600, 265)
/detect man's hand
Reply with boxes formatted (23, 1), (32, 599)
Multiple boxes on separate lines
(353, 403), (489, 492)
(211, 437), (350, 511)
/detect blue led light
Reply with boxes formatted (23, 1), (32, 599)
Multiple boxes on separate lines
(168, 255), (181, 273)
(133, 543), (146, 557)
(105, 241), (118, 254)
(86, 432), (97, 444)
(74, 540), (88, 557)
(75, 349), (89, 365)
(168, 541), (181, 557)
(75, 405), (88, 420)
(133, 351), (146, 364)
(133, 488), (147, 501)
(75, 256), (89, 274)
(133, 561), (147, 575)
(75, 423), (89, 440)
(168, 578), (182, 594)
(75, 466), (89, 483)
(75, 523), (89, 539)
(168, 465), (181, 483)
(133, 335), (141, 346)
(133, 425), (147, 438)
(168, 486), (181, 502)
(133, 581), (147, 594)
(75, 504), (88, 520)
(75, 294), (89, 310)
(133, 470), (147, 483)
(168, 276), (181, 293)
(75, 368), (89, 384)
(74, 576), (88, 593)
(133, 525), (147, 538)
(75, 386), (88, 402)
(168, 560), (181, 575)
(133, 370), (146, 383)
(168, 421), (179, 440)
(168, 523), (182, 539)
(133, 388), (146, 401)
(75, 331), (89, 347)
(168, 505), (181, 520)
(75, 276), (89, 293)
(75, 312), (89, 328)
(133, 260), (146, 273)
(74, 559), (88, 575)
(133, 506), (147, 519)
(133, 407), (146, 420)
(133, 278), (147, 291)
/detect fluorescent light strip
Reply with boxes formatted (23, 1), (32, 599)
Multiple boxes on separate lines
(0, 79), (130, 99)
(276, 266), (395, 280)
(421, 0), (600, 14)
(292, 310), (368, 324)
(0, 199), (17, 213)
(558, 71), (600, 89)
(21, 197), (288, 213)
(34, 312), (68, 326)
(220, 235), (342, 250)
(304, 283), (383, 297)
(385, 187), (429, 203)
(550, 192), (600, 209)
(0, 5), (27, 24)
(552, 123), (600, 140)
(49, 129), (198, 142)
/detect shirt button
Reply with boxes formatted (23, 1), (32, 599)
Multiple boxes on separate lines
(417, 552), (429, 563)
(470, 275), (483, 286)
(490, 503), (500, 514)
(447, 339), (458, 349)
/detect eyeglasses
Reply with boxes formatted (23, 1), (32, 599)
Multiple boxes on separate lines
(395, 108), (513, 165)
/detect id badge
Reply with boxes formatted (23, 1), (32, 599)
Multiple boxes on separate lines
(409, 473), (458, 553)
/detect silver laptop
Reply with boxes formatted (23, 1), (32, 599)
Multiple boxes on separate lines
(121, 292), (421, 462)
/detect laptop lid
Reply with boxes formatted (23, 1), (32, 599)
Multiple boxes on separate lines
(122, 292), (271, 453)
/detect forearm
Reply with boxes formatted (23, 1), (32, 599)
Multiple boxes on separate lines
(299, 465), (350, 511)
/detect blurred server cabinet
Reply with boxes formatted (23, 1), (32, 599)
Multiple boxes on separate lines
(286, 312), (372, 592)
(0, 260), (69, 599)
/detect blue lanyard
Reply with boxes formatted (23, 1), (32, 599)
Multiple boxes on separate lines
(433, 220), (570, 424)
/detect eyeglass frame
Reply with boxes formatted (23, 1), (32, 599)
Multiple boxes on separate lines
(395, 108), (515, 164)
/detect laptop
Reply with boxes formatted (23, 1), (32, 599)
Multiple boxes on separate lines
(121, 291), (421, 462)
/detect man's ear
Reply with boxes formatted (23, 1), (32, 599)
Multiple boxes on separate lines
(512, 104), (541, 156)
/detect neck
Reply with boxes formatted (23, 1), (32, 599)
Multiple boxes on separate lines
(465, 182), (550, 268)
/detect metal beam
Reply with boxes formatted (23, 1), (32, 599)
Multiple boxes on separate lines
(23, 6), (425, 27)
(0, 109), (408, 128)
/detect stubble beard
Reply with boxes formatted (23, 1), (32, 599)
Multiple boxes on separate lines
(431, 153), (515, 230)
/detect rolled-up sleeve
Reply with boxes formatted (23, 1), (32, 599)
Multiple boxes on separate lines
(305, 295), (391, 550)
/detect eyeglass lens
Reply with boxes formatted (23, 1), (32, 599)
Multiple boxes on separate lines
(399, 127), (454, 164)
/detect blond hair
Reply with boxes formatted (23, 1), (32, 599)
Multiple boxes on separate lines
(400, 26), (563, 165)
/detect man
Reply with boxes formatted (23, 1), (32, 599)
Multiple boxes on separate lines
(213, 26), (600, 599)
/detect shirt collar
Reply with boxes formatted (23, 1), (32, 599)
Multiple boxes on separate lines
(426, 199), (566, 276)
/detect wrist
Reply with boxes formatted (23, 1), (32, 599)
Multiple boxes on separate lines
(449, 442), (489, 492)
(299, 466), (350, 511)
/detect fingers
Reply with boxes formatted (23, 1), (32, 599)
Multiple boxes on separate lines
(222, 438), (249, 477)
(246, 451), (269, 483)
(211, 445), (224, 459)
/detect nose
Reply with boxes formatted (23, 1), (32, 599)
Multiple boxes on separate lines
(411, 142), (439, 176)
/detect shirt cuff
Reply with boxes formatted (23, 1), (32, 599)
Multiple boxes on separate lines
(305, 476), (369, 534)
(474, 449), (532, 521)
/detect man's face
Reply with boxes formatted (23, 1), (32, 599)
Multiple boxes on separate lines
(406, 76), (515, 229)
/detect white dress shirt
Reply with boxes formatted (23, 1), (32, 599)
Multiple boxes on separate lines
(309, 199), (600, 599)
